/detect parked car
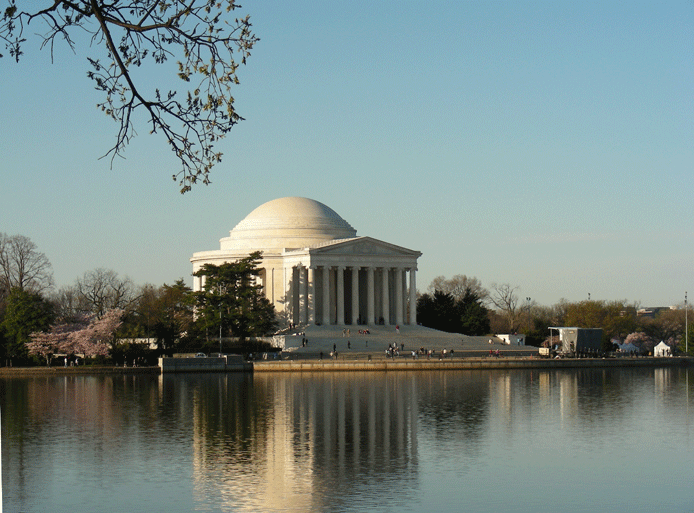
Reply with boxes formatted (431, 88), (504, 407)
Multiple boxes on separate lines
(195, 353), (207, 358)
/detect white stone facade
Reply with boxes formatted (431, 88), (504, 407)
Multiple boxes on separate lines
(191, 197), (421, 327)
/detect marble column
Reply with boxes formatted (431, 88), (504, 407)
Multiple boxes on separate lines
(395, 267), (404, 326)
(367, 267), (375, 325)
(351, 266), (359, 324)
(308, 267), (315, 325)
(409, 267), (417, 325)
(337, 266), (345, 325)
(299, 266), (308, 325)
(381, 268), (390, 326)
(284, 266), (294, 326)
(401, 270), (407, 325)
(322, 265), (330, 326)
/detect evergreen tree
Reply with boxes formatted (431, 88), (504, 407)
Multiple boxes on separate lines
(0, 288), (54, 364)
(458, 288), (491, 336)
(193, 252), (277, 341)
(417, 289), (489, 336)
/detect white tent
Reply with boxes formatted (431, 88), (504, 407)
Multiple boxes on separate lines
(654, 341), (671, 357)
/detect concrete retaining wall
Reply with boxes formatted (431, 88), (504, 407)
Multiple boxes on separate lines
(0, 366), (160, 377)
(5, 356), (689, 377)
(252, 356), (692, 373)
(158, 355), (250, 373)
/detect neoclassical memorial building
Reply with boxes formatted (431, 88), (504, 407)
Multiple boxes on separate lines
(191, 197), (421, 327)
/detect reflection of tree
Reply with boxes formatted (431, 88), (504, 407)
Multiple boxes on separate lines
(5, 367), (688, 513)
(417, 371), (491, 444)
(1, 374), (168, 508)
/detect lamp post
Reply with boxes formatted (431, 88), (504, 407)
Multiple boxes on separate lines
(218, 284), (223, 356)
(686, 292), (688, 355)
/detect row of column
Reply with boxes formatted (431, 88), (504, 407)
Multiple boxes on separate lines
(292, 264), (417, 327)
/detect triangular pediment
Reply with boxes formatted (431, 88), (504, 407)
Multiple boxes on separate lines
(309, 237), (421, 257)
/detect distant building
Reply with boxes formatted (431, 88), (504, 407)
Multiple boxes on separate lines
(637, 306), (676, 318)
(497, 334), (525, 346)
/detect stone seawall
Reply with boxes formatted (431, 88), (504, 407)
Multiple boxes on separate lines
(158, 355), (250, 373)
(0, 366), (160, 377)
(2, 356), (691, 377)
(252, 356), (692, 372)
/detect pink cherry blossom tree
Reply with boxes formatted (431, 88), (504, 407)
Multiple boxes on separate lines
(28, 321), (84, 366)
(28, 309), (123, 364)
(624, 331), (657, 354)
(68, 309), (123, 358)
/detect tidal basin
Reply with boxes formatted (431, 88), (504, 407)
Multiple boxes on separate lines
(3, 367), (694, 513)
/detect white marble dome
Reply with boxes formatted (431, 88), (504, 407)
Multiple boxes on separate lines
(219, 197), (357, 253)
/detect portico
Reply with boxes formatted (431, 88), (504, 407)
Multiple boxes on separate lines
(283, 239), (419, 326)
(191, 197), (421, 328)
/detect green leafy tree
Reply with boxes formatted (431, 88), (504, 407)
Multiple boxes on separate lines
(193, 252), (277, 341)
(639, 308), (685, 350)
(149, 279), (194, 352)
(563, 299), (637, 349)
(0, 287), (54, 364)
(117, 279), (194, 355)
(524, 304), (565, 346)
(1, 1), (258, 193)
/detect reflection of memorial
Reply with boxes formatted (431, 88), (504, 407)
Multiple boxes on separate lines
(174, 368), (677, 512)
(6, 368), (686, 513)
(186, 373), (423, 511)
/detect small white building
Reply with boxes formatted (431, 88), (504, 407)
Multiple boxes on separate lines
(497, 334), (525, 346)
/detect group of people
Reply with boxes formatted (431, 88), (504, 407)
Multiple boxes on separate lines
(340, 328), (372, 336)
(385, 342), (407, 358)
(63, 357), (79, 367)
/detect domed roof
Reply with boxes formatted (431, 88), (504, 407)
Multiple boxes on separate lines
(219, 197), (357, 253)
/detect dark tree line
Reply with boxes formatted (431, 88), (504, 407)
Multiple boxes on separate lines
(417, 289), (490, 336)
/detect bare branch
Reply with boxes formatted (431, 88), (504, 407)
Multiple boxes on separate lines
(0, 233), (54, 294)
(489, 283), (520, 332)
(1, 1), (258, 192)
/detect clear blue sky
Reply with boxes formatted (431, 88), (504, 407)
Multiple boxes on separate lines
(1, 1), (692, 307)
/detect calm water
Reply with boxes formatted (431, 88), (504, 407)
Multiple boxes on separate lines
(2, 367), (694, 513)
